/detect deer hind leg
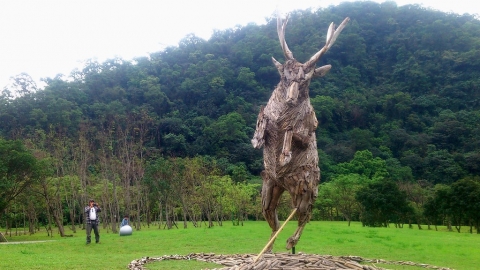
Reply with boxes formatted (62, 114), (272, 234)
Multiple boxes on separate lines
(286, 167), (320, 250)
(261, 171), (285, 252)
(286, 191), (311, 250)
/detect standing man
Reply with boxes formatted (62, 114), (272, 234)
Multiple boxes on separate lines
(85, 199), (101, 244)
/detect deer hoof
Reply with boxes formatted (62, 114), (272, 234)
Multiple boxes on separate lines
(286, 236), (299, 250)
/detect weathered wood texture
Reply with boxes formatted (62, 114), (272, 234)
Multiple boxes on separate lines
(127, 252), (453, 270)
(0, 232), (7, 242)
(251, 13), (349, 251)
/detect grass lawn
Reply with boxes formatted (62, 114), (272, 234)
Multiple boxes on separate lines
(1, 221), (478, 269)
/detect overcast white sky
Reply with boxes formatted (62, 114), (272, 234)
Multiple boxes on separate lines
(1, 0), (479, 90)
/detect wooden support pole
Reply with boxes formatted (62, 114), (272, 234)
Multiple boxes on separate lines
(253, 208), (297, 264)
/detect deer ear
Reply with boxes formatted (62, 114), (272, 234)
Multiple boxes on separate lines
(272, 57), (283, 75)
(312, 65), (332, 78)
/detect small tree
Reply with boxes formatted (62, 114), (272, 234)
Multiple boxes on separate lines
(423, 190), (442, 230)
(450, 177), (480, 233)
(356, 179), (412, 227)
(324, 173), (365, 225)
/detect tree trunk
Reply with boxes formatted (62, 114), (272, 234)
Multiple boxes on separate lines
(45, 207), (53, 237)
(112, 179), (119, 233)
(206, 206), (213, 228)
(52, 206), (65, 237)
(27, 202), (36, 234)
(41, 181), (65, 237)
(146, 202), (151, 228)
(158, 201), (163, 229)
(181, 196), (188, 229)
(166, 204), (172, 229)
(69, 208), (76, 233)
(136, 205), (141, 231)
(182, 208), (188, 229)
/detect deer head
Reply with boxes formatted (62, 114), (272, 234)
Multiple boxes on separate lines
(273, 12), (350, 105)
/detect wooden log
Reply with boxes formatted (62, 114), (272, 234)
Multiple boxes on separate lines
(253, 260), (267, 270)
(344, 261), (364, 269)
(0, 232), (8, 242)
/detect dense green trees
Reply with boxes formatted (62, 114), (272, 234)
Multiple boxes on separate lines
(0, 139), (53, 234)
(1, 2), (480, 232)
(0, 139), (42, 215)
(143, 156), (259, 229)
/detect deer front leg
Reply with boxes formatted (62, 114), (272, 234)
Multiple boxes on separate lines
(280, 126), (293, 166)
(292, 132), (312, 149)
(252, 106), (267, 149)
(261, 172), (285, 253)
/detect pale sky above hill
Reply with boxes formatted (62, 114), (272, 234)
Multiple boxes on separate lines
(1, 0), (479, 91)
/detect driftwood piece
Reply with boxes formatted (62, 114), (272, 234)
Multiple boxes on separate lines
(251, 12), (349, 251)
(127, 252), (454, 270)
(0, 232), (7, 242)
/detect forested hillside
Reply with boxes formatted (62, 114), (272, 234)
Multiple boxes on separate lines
(1, 2), (480, 232)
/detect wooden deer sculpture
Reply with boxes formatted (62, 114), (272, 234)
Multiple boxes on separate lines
(252, 13), (349, 252)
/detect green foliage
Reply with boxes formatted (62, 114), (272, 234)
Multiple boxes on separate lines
(448, 177), (480, 232)
(319, 173), (365, 224)
(143, 156), (260, 228)
(356, 179), (412, 227)
(334, 150), (389, 181)
(0, 139), (43, 216)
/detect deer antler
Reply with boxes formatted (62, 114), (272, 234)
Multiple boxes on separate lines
(304, 17), (350, 68)
(276, 11), (294, 60)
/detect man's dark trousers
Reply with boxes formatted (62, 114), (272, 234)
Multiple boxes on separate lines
(86, 223), (100, 244)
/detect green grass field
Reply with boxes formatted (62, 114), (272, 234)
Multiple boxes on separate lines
(1, 221), (478, 269)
